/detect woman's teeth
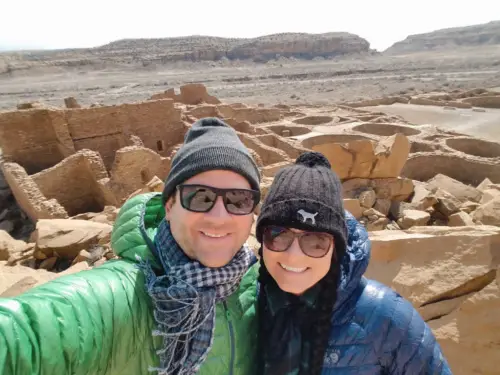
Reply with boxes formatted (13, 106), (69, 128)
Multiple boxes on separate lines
(202, 231), (227, 238)
(280, 263), (307, 273)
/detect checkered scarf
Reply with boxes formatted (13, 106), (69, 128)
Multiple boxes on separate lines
(138, 219), (255, 375)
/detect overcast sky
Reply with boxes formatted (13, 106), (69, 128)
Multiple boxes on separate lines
(1, 0), (498, 52)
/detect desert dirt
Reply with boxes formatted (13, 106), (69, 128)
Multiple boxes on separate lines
(2, 46), (500, 128)
(361, 103), (500, 140)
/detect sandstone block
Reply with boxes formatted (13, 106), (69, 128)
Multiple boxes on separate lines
(397, 209), (431, 229)
(370, 133), (410, 179)
(477, 177), (493, 191)
(0, 230), (29, 261)
(448, 211), (475, 226)
(32, 219), (112, 259)
(343, 199), (363, 219)
(472, 196), (500, 226)
(373, 199), (391, 216)
(434, 189), (461, 217)
(410, 184), (438, 210)
(358, 189), (376, 208)
(427, 174), (482, 203)
(480, 188), (500, 205)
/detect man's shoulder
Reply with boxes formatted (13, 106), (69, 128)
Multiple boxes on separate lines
(113, 192), (164, 228)
(228, 260), (259, 308)
(111, 192), (164, 266)
(239, 258), (259, 290)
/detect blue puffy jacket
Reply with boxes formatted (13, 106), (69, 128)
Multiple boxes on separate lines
(321, 212), (452, 374)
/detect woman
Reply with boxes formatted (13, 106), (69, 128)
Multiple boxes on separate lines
(255, 151), (452, 375)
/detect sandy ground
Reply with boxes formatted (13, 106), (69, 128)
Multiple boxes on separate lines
(360, 103), (500, 141)
(1, 46), (500, 138)
(1, 46), (500, 109)
(1, 64), (499, 111)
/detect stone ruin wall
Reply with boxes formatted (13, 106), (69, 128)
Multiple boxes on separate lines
(63, 99), (185, 169)
(0, 98), (185, 174)
(0, 84), (291, 221)
(2, 85), (500, 375)
(1, 83), (500, 230)
(0, 96), (190, 221)
(30, 151), (110, 216)
(0, 109), (73, 174)
(1, 162), (68, 221)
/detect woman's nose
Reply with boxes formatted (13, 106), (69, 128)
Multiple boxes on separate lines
(285, 238), (304, 259)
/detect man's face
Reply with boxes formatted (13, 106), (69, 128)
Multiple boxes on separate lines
(165, 170), (256, 267)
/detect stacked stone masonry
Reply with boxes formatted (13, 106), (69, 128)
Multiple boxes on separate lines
(2, 85), (500, 375)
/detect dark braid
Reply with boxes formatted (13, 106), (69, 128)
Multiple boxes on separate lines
(256, 248), (273, 374)
(257, 243), (345, 375)
(255, 150), (348, 374)
(308, 257), (342, 375)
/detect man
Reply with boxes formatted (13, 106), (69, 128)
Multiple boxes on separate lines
(0, 117), (262, 375)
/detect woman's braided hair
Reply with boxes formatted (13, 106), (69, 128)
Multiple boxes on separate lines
(255, 151), (348, 374)
(257, 243), (344, 375)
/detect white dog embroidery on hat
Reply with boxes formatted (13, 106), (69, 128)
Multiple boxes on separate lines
(297, 209), (318, 225)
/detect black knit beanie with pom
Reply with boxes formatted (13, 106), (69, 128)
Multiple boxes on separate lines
(256, 151), (347, 254)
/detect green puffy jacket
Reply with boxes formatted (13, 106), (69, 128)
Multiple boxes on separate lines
(0, 192), (259, 375)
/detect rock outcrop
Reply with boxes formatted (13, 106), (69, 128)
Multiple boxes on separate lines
(385, 20), (500, 54)
(366, 225), (500, 375)
(0, 32), (373, 71)
(343, 87), (500, 109)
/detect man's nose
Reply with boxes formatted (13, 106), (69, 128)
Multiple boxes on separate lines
(205, 196), (230, 219)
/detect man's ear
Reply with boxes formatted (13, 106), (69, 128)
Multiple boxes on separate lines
(165, 194), (175, 221)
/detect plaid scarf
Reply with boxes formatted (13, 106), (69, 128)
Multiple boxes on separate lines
(138, 220), (255, 375)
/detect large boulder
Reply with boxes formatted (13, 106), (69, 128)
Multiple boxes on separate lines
(31, 219), (112, 259)
(0, 230), (29, 261)
(0, 261), (89, 297)
(312, 134), (410, 180)
(427, 174), (482, 203)
(428, 268), (500, 375)
(365, 225), (500, 375)
(472, 195), (500, 226)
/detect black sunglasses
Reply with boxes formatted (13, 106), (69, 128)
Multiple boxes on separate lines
(177, 184), (260, 215)
(262, 226), (334, 258)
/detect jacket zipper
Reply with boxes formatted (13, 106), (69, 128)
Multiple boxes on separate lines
(223, 301), (235, 375)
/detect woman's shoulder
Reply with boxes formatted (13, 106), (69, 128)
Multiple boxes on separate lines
(327, 277), (450, 373)
(328, 277), (428, 354)
(334, 277), (418, 332)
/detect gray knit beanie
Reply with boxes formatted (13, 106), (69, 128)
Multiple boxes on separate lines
(162, 117), (261, 204)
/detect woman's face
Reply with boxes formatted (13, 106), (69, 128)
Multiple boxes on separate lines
(262, 227), (335, 295)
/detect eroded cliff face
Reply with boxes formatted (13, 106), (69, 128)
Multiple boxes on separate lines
(0, 32), (372, 73)
(385, 20), (500, 54)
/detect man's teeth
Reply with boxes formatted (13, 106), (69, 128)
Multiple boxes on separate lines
(202, 232), (227, 238)
(280, 263), (307, 273)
